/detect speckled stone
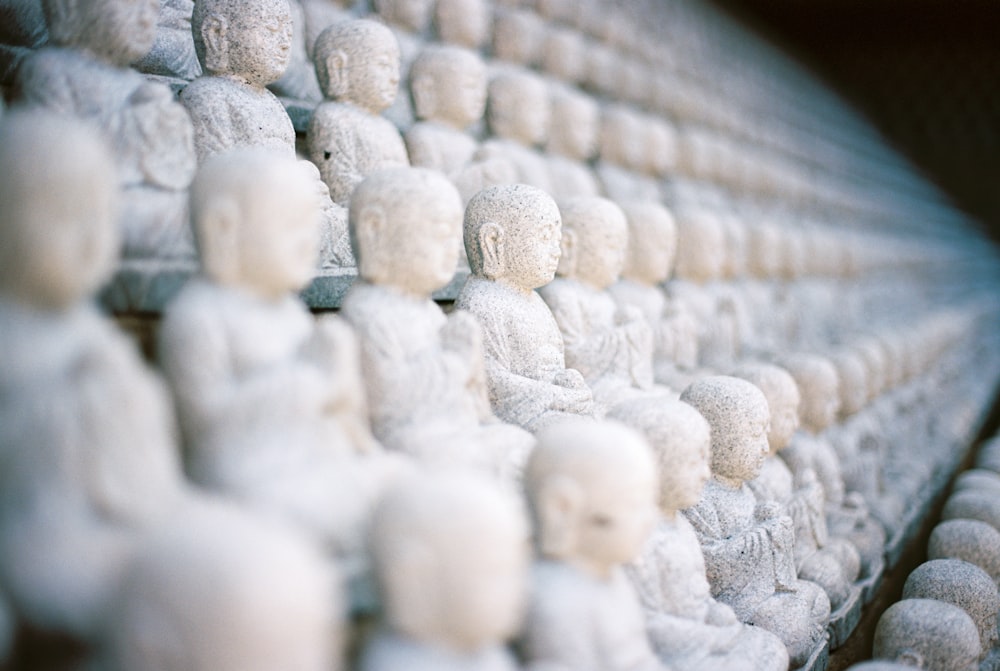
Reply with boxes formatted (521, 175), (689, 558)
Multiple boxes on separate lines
(873, 599), (981, 671)
(928, 519), (1000, 583)
(954, 469), (1000, 497)
(942, 490), (1000, 532)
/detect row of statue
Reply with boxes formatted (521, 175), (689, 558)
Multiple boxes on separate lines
(0, 102), (997, 671)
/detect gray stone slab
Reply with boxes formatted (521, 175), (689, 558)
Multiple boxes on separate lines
(793, 633), (830, 671)
(828, 585), (863, 650)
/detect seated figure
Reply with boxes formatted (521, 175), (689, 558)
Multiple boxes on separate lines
(360, 471), (527, 671)
(544, 85), (601, 200)
(0, 111), (187, 637)
(308, 19), (409, 207)
(158, 148), (393, 574)
(340, 168), (533, 480)
(182, 0), (351, 267)
(873, 599), (981, 671)
(406, 45), (514, 205)
(455, 184), (595, 432)
(681, 376), (831, 667)
(539, 196), (666, 412)
(778, 353), (886, 577)
(608, 399), (789, 671)
(733, 362), (861, 610)
(520, 419), (667, 671)
(18, 0), (197, 257)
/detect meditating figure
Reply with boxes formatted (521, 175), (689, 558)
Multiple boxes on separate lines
(520, 419), (667, 671)
(19, 0), (197, 257)
(544, 85), (601, 200)
(455, 184), (595, 432)
(479, 69), (553, 192)
(308, 19), (408, 207)
(360, 471), (528, 671)
(340, 168), (533, 479)
(608, 398), (790, 671)
(681, 376), (831, 667)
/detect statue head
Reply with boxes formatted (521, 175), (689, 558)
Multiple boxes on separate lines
(731, 363), (801, 455)
(598, 104), (644, 170)
(874, 599), (981, 671)
(433, 0), (490, 49)
(190, 148), (320, 299)
(44, 0), (159, 66)
(928, 519), (1000, 584)
(492, 7), (544, 66)
(464, 184), (562, 290)
(674, 211), (726, 283)
(747, 222), (783, 279)
(410, 45), (486, 129)
(830, 349), (869, 419)
(777, 353), (840, 433)
(526, 419), (658, 578)
(619, 202), (676, 286)
(541, 26), (585, 83)
(555, 196), (627, 290)
(0, 109), (118, 310)
(680, 376), (771, 485)
(373, 0), (434, 33)
(372, 470), (528, 652)
(314, 19), (400, 113)
(350, 167), (463, 297)
(546, 85), (598, 161)
(487, 69), (550, 147)
(608, 398), (711, 514)
(645, 117), (677, 178)
(192, 0), (292, 84)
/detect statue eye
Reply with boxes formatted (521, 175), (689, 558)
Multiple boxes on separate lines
(589, 513), (613, 528)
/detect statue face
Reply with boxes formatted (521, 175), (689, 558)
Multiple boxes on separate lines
(436, 0), (489, 48)
(224, 0), (293, 85)
(95, 0), (159, 64)
(714, 407), (770, 483)
(504, 204), (562, 290)
(575, 464), (657, 570)
(346, 29), (400, 112)
(767, 395), (799, 453)
(490, 76), (549, 146)
(573, 218), (627, 290)
(393, 199), (463, 295)
(660, 431), (711, 512)
(452, 61), (487, 126)
(550, 96), (597, 160)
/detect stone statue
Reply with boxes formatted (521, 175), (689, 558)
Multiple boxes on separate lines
(520, 419), (667, 671)
(340, 168), (533, 479)
(492, 7), (544, 68)
(681, 376), (831, 668)
(595, 104), (660, 203)
(732, 362), (861, 610)
(873, 599), (981, 671)
(778, 353), (886, 577)
(544, 85), (601, 200)
(541, 26), (586, 85)
(434, 0), (491, 50)
(182, 0), (351, 267)
(268, 0), (323, 102)
(455, 184), (596, 432)
(133, 0), (202, 80)
(158, 148), (391, 575)
(943, 490), (1000, 533)
(308, 19), (409, 207)
(406, 45), (515, 205)
(101, 505), (343, 671)
(928, 519), (1000, 584)
(0, 111), (186, 637)
(372, 0), (434, 130)
(608, 399), (790, 671)
(18, 0), (197, 258)
(479, 69), (553, 192)
(539, 196), (664, 413)
(360, 471), (528, 671)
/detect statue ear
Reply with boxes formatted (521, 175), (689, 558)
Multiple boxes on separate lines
(896, 649), (923, 667)
(477, 221), (505, 279)
(201, 13), (229, 73)
(537, 475), (584, 559)
(556, 227), (576, 277)
(196, 197), (242, 285)
(411, 73), (437, 119)
(355, 205), (387, 282)
(324, 50), (350, 99)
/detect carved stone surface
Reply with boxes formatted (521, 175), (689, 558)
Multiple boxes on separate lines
(928, 519), (1000, 583)
(873, 599), (981, 671)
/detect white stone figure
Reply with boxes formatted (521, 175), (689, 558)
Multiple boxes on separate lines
(360, 470), (528, 671)
(520, 419), (667, 671)
(778, 353), (886, 578)
(928, 519), (1000, 585)
(903, 559), (1000, 664)
(680, 376), (831, 668)
(595, 104), (660, 203)
(479, 69), (553, 192)
(539, 196), (664, 413)
(341, 168), (534, 479)
(645, 116), (677, 187)
(182, 0), (351, 267)
(308, 19), (409, 207)
(491, 7), (544, 67)
(100, 505), (343, 671)
(372, 0), (434, 130)
(19, 0), (197, 258)
(434, 0), (491, 50)
(732, 362), (861, 611)
(544, 85), (601, 200)
(541, 25), (586, 85)
(455, 184), (596, 432)
(608, 399), (790, 671)
(268, 0), (323, 102)
(133, 0), (202, 80)
(873, 599), (981, 671)
(406, 45), (515, 205)
(583, 40), (617, 98)
(0, 111), (185, 637)
(158, 148), (390, 574)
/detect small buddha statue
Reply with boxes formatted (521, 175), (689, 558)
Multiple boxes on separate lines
(681, 376), (831, 667)
(491, 6), (544, 68)
(360, 471), (528, 671)
(308, 19), (409, 207)
(520, 419), (667, 671)
(608, 399), (790, 671)
(340, 168), (534, 479)
(455, 184), (595, 432)
(541, 25), (586, 85)
(479, 69), (553, 192)
(19, 0), (197, 257)
(873, 599), (981, 671)
(595, 104), (660, 203)
(434, 0), (491, 50)
(544, 85), (601, 200)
